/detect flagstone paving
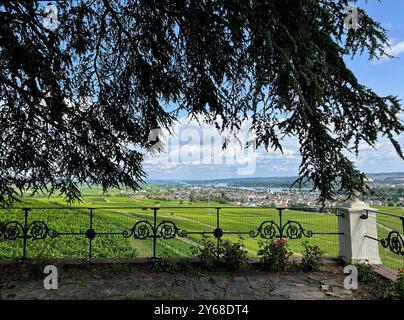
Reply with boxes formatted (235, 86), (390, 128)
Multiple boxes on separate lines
(0, 264), (382, 300)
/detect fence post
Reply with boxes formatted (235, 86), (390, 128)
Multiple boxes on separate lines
(87, 208), (95, 264)
(215, 208), (221, 260)
(152, 207), (159, 259)
(21, 208), (30, 260)
(338, 199), (381, 265)
(277, 208), (284, 237)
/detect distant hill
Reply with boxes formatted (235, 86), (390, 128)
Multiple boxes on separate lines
(146, 172), (404, 187)
(366, 172), (404, 184)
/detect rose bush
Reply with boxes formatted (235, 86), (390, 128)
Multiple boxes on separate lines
(257, 238), (293, 272)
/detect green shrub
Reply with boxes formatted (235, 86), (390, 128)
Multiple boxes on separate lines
(176, 257), (192, 271)
(221, 237), (248, 271)
(152, 253), (177, 272)
(191, 235), (247, 271)
(191, 235), (218, 271)
(301, 241), (326, 271)
(353, 262), (377, 283)
(152, 254), (192, 273)
(29, 247), (63, 277)
(30, 256), (54, 277)
(257, 238), (292, 272)
(381, 269), (404, 300)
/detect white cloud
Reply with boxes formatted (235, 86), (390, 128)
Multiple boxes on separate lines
(371, 39), (404, 63)
(377, 39), (404, 61)
(144, 115), (404, 179)
(387, 40), (404, 57)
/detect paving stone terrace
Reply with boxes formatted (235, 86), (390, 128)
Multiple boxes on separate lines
(0, 262), (383, 300)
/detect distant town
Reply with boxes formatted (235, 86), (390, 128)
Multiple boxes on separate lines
(129, 172), (404, 207)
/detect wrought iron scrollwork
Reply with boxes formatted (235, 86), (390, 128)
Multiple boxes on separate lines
(176, 228), (188, 237)
(123, 221), (153, 239)
(283, 221), (313, 239)
(0, 220), (58, 241)
(158, 221), (179, 239)
(249, 221), (279, 239)
(123, 220), (187, 239)
(29, 221), (59, 239)
(0, 221), (24, 240)
(249, 220), (313, 239)
(381, 231), (404, 255)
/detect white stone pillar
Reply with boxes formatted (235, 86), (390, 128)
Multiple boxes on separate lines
(338, 199), (382, 265)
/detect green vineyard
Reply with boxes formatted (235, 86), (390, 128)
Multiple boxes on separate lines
(0, 197), (403, 271)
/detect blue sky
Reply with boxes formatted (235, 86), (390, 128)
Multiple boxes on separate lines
(346, 0), (404, 100)
(145, 0), (404, 180)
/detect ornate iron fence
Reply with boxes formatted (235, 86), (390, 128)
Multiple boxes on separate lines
(361, 209), (404, 268)
(0, 206), (343, 262)
(2, 205), (402, 270)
